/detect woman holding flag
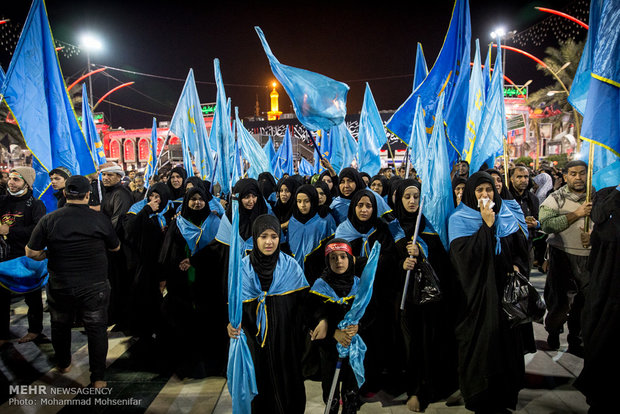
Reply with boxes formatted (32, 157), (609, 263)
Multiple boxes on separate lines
(227, 214), (309, 413)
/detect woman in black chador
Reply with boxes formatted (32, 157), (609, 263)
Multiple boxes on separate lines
(447, 172), (529, 413)
(158, 186), (222, 378)
(227, 214), (309, 414)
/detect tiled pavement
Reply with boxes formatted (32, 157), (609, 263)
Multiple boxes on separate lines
(1, 270), (589, 413)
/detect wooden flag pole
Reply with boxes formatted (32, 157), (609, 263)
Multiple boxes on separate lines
(584, 143), (595, 232)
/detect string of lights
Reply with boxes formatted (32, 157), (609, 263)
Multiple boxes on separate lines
(100, 99), (171, 118)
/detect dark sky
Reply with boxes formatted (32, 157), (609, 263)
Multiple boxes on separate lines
(1, 0), (588, 129)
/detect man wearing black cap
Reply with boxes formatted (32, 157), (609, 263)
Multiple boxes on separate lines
(49, 166), (71, 209)
(26, 175), (120, 388)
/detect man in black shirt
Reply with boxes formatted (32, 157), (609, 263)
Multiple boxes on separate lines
(26, 175), (120, 388)
(509, 166), (540, 255)
(49, 166), (71, 209)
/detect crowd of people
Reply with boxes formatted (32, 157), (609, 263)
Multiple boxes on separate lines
(0, 155), (616, 414)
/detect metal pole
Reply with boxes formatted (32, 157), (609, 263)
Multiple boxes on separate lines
(325, 358), (344, 414)
(400, 196), (425, 310)
(87, 52), (94, 109)
(584, 143), (595, 232)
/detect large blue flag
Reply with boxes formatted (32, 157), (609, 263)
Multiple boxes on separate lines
(212, 59), (234, 193)
(328, 122), (358, 174)
(577, 0), (620, 163)
(407, 97), (428, 177)
(263, 136), (278, 173)
(413, 43), (428, 92)
(462, 40), (486, 162)
(1, 0), (96, 213)
(298, 157), (315, 176)
(0, 256), (48, 294)
(386, 0), (470, 165)
(482, 43), (492, 96)
(274, 127), (294, 178)
(421, 93), (454, 250)
(337, 241), (381, 387)
(255, 26), (350, 132)
(144, 118), (158, 188)
(81, 84), (106, 168)
(357, 83), (387, 176)
(469, 38), (507, 175)
(235, 107), (272, 179)
(0, 66), (5, 86)
(227, 199), (258, 413)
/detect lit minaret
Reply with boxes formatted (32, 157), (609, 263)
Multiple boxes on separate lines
(267, 82), (282, 121)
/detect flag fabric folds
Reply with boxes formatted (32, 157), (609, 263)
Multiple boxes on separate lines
(357, 83), (387, 177)
(482, 43), (492, 96)
(386, 0), (471, 165)
(577, 0), (620, 161)
(169, 69), (213, 180)
(227, 199), (258, 413)
(1, 0), (96, 213)
(328, 122), (358, 174)
(421, 93), (454, 250)
(413, 43), (428, 92)
(407, 97), (428, 177)
(298, 157), (315, 176)
(81, 84), (106, 168)
(255, 26), (350, 132)
(0, 256), (49, 294)
(212, 59), (234, 193)
(274, 128), (294, 178)
(235, 107), (272, 179)
(263, 136), (278, 173)
(469, 38), (507, 175)
(336, 241), (381, 387)
(144, 117), (158, 188)
(462, 39), (486, 162)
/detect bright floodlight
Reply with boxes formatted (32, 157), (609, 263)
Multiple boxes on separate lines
(491, 27), (506, 39)
(79, 33), (103, 52)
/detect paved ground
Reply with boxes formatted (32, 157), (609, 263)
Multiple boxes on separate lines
(0, 270), (590, 413)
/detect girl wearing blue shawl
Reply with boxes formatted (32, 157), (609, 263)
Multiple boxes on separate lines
(227, 214), (309, 414)
(282, 185), (336, 285)
(369, 175), (389, 204)
(306, 238), (375, 414)
(392, 179), (459, 412)
(447, 172), (529, 414)
(272, 176), (300, 235)
(158, 186), (224, 379)
(314, 180), (334, 218)
(122, 182), (173, 339)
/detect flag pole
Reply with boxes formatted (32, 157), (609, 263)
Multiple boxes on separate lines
(324, 357), (344, 414)
(154, 131), (171, 174)
(306, 129), (324, 162)
(400, 195), (425, 310)
(503, 138), (509, 186)
(386, 139), (397, 168)
(584, 143), (595, 232)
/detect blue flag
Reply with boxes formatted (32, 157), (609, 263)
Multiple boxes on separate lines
(255, 26), (350, 132)
(81, 84), (106, 168)
(482, 43), (492, 96)
(1, 0), (96, 213)
(227, 199), (258, 413)
(328, 122), (358, 174)
(407, 97), (428, 177)
(413, 43), (428, 92)
(0, 66), (5, 89)
(235, 107), (272, 179)
(469, 38), (507, 175)
(144, 118), (158, 189)
(337, 241), (381, 387)
(298, 157), (315, 176)
(212, 59), (234, 193)
(0, 256), (48, 294)
(421, 93), (454, 250)
(263, 136), (278, 173)
(386, 0), (470, 165)
(577, 0), (620, 161)
(357, 83), (387, 176)
(462, 40), (486, 162)
(274, 128), (294, 178)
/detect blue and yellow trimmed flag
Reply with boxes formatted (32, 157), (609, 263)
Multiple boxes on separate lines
(235, 107), (272, 179)
(406, 97), (428, 177)
(387, 0), (470, 166)
(81, 84), (106, 167)
(144, 117), (158, 188)
(421, 92), (454, 250)
(212, 59), (234, 194)
(274, 127), (294, 178)
(255, 26), (350, 132)
(227, 198), (258, 414)
(482, 43), (492, 97)
(462, 39), (486, 163)
(576, 0), (620, 164)
(469, 38), (506, 175)
(413, 43), (428, 92)
(328, 122), (358, 174)
(357, 83), (387, 177)
(0, 0), (96, 213)
(169, 69), (214, 180)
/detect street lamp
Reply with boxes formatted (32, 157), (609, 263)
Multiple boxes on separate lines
(78, 33), (104, 108)
(490, 27), (516, 75)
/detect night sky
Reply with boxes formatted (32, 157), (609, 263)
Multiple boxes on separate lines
(1, 0), (588, 129)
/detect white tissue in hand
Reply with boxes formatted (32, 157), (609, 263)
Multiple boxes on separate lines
(478, 197), (495, 209)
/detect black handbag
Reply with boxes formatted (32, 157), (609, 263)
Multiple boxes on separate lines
(502, 271), (546, 327)
(412, 259), (442, 305)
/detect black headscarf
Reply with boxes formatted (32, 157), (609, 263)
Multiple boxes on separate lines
(451, 176), (467, 207)
(462, 171), (502, 214)
(387, 176), (403, 208)
(393, 179), (425, 239)
(360, 172), (371, 185)
(146, 182), (172, 213)
(250, 214), (281, 290)
(347, 189), (378, 234)
(321, 238), (356, 298)
(184, 176), (213, 201)
(313, 180), (333, 219)
(292, 184), (319, 224)
(167, 166), (187, 200)
(273, 176), (300, 223)
(338, 167), (366, 200)
(369, 175), (389, 197)
(228, 178), (269, 240)
(258, 172), (277, 199)
(319, 170), (339, 198)
(180, 186), (210, 225)
(485, 168), (513, 200)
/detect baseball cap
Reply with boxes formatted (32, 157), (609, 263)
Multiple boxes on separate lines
(64, 175), (91, 196)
